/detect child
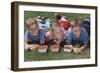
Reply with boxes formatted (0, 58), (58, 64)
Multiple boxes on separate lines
(36, 16), (42, 24)
(65, 19), (89, 53)
(54, 13), (71, 30)
(80, 17), (90, 36)
(36, 16), (52, 32)
(45, 22), (66, 46)
(24, 18), (45, 50)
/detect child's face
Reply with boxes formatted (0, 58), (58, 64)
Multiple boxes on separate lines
(28, 23), (39, 36)
(72, 26), (81, 38)
(53, 27), (63, 39)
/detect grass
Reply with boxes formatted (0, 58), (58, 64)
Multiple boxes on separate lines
(24, 48), (90, 61)
(24, 11), (90, 21)
(24, 11), (90, 61)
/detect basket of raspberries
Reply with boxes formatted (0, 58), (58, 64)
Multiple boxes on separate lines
(38, 45), (48, 53)
(50, 44), (60, 52)
(64, 45), (72, 53)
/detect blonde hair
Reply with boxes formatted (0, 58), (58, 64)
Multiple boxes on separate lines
(50, 22), (61, 33)
(25, 18), (38, 29)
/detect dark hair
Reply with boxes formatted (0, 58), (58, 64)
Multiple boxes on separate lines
(54, 13), (62, 20)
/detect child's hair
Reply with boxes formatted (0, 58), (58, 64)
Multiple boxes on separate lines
(54, 13), (62, 20)
(71, 18), (81, 29)
(25, 18), (38, 29)
(50, 21), (61, 32)
(36, 16), (41, 19)
(42, 16), (48, 20)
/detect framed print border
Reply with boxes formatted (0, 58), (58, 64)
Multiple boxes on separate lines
(11, 1), (98, 71)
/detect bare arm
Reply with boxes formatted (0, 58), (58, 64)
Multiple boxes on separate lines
(25, 42), (39, 50)
(73, 43), (88, 53)
(80, 43), (88, 51)
(24, 42), (31, 50)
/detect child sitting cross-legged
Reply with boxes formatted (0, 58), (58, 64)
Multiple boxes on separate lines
(64, 19), (89, 53)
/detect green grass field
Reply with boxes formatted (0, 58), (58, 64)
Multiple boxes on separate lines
(24, 48), (90, 61)
(24, 11), (90, 61)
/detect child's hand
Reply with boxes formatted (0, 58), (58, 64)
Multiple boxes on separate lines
(53, 39), (60, 44)
(64, 45), (73, 52)
(25, 44), (30, 50)
(78, 47), (84, 53)
(53, 39), (57, 42)
(25, 44), (39, 50)
(25, 43), (32, 50)
(73, 48), (82, 53)
(32, 44), (39, 47)
(30, 44), (39, 51)
(55, 41), (60, 44)
(64, 45), (73, 49)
